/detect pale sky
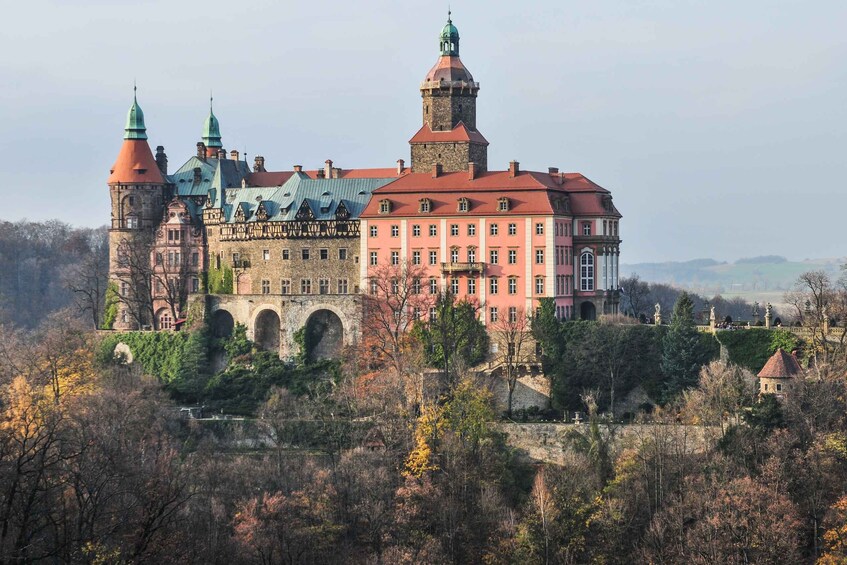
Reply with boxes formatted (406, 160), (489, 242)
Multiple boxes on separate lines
(1, 0), (845, 263)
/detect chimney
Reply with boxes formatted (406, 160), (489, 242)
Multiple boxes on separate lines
(509, 160), (520, 178)
(230, 149), (239, 161)
(293, 164), (303, 173)
(432, 163), (443, 178)
(316, 167), (325, 179)
(217, 149), (226, 160)
(548, 166), (559, 175)
(324, 159), (333, 179)
(155, 146), (168, 175)
(193, 167), (201, 183)
(468, 162), (477, 180)
(253, 156), (265, 172)
(332, 167), (341, 179)
(397, 159), (405, 175)
(196, 142), (206, 159)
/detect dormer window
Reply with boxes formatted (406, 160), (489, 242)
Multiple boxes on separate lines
(457, 197), (469, 213)
(379, 199), (391, 214)
(497, 197), (510, 212)
(419, 198), (432, 213)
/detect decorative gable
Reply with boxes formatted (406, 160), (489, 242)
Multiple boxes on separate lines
(256, 201), (269, 221)
(335, 200), (351, 220)
(295, 199), (315, 221)
(234, 202), (250, 222)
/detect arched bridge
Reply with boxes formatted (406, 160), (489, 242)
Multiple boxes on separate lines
(194, 294), (361, 361)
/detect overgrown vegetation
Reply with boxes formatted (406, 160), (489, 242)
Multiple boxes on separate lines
(204, 265), (233, 294)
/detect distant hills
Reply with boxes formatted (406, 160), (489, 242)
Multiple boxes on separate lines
(621, 256), (845, 295)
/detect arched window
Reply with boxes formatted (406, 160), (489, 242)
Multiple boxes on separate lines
(580, 251), (595, 291)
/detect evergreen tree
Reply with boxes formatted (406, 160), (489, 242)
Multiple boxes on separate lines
(661, 291), (702, 402)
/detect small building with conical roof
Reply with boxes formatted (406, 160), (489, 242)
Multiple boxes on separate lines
(758, 348), (802, 399)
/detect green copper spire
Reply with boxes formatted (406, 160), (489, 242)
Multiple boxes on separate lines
(439, 9), (460, 56)
(124, 85), (148, 140)
(202, 94), (223, 149)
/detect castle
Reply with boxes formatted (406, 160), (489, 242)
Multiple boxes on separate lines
(107, 13), (622, 360)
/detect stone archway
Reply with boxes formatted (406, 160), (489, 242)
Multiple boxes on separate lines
(210, 309), (235, 338)
(304, 309), (344, 361)
(580, 301), (597, 321)
(254, 309), (281, 352)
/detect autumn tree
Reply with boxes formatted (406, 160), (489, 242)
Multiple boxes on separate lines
(683, 360), (757, 437)
(112, 231), (155, 329)
(63, 229), (110, 329)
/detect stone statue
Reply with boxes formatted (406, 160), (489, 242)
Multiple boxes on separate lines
(654, 303), (662, 325)
(765, 302), (773, 329)
(710, 306), (716, 322)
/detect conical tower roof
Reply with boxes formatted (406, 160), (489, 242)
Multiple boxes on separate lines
(202, 95), (223, 149)
(124, 86), (148, 140)
(108, 88), (164, 184)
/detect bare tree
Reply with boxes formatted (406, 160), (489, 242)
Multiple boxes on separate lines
(362, 260), (431, 376)
(113, 232), (155, 329)
(152, 243), (191, 324)
(784, 269), (847, 368)
(620, 274), (651, 320)
(491, 306), (532, 417)
(64, 230), (109, 329)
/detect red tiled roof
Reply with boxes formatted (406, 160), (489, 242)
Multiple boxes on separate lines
(108, 139), (165, 184)
(758, 349), (802, 379)
(409, 122), (489, 145)
(360, 169), (620, 218)
(424, 55), (474, 83)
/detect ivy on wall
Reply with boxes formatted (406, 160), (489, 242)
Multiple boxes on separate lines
(205, 265), (233, 294)
(715, 329), (802, 372)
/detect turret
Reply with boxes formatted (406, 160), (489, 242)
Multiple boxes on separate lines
(410, 12), (488, 173)
(202, 95), (223, 157)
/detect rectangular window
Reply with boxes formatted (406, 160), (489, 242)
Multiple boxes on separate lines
(261, 279), (270, 294)
(155, 252), (163, 265)
(301, 248), (310, 260)
(191, 277), (199, 293)
(282, 249), (290, 260)
(391, 251), (399, 265)
(429, 278), (438, 294)
(450, 278), (459, 295)
(582, 222), (591, 236)
(490, 249), (499, 264)
(508, 223), (517, 235)
(490, 223), (499, 236)
(450, 249), (459, 263)
(263, 249), (270, 261)
(490, 307), (499, 323)
(468, 278), (476, 294)
(191, 252), (199, 266)
(391, 279), (399, 294)
(320, 248), (329, 260)
(535, 277), (544, 294)
(391, 225), (399, 237)
(301, 278), (312, 294)
(508, 250), (517, 264)
(468, 224), (476, 236)
(429, 250), (438, 265)
(337, 278), (349, 294)
(338, 248), (348, 260)
(429, 307), (437, 322)
(489, 277), (498, 294)
(412, 278), (421, 294)
(508, 277), (517, 294)
(370, 251), (378, 265)
(536, 222), (544, 235)
(370, 225), (378, 237)
(450, 224), (459, 236)
(319, 278), (329, 294)
(232, 252), (240, 265)
(370, 280), (378, 295)
(412, 224), (421, 236)
(412, 250), (421, 265)
(281, 280), (291, 295)
(429, 224), (437, 236)
(509, 306), (518, 323)
(467, 248), (476, 263)
(536, 249), (544, 264)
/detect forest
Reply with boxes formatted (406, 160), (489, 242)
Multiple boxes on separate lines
(3, 220), (847, 563)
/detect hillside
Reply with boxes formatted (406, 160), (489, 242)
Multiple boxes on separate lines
(621, 256), (845, 295)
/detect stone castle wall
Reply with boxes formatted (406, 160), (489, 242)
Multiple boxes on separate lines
(422, 89), (477, 130)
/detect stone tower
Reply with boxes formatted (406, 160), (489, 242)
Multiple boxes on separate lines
(410, 12), (488, 173)
(107, 88), (167, 329)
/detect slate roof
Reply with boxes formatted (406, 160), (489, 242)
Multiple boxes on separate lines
(758, 349), (802, 379)
(170, 156), (251, 198)
(217, 172), (397, 224)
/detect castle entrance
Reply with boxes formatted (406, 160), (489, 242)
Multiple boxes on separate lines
(304, 309), (344, 361)
(254, 309), (281, 351)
